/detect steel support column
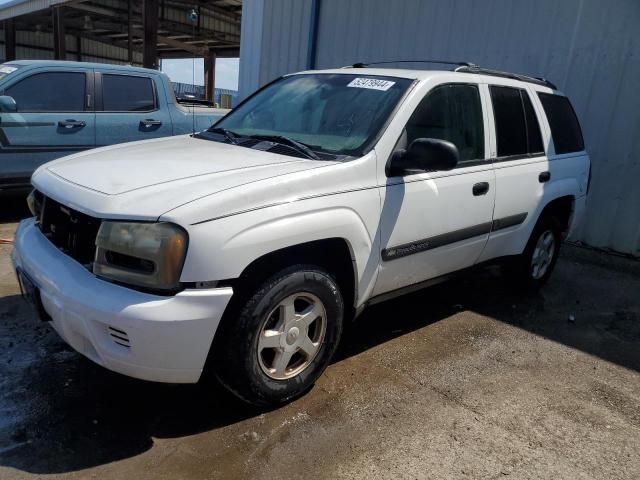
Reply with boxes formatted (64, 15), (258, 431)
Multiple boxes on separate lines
(128, 0), (133, 64)
(52, 7), (66, 60)
(4, 19), (16, 61)
(204, 50), (216, 102)
(143, 0), (159, 69)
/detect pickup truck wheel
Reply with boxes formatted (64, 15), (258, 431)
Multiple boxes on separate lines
(503, 216), (561, 290)
(213, 265), (344, 407)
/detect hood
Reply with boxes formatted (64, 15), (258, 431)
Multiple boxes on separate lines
(33, 135), (336, 220)
(45, 135), (315, 195)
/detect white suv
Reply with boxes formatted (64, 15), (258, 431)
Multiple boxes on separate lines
(12, 64), (590, 406)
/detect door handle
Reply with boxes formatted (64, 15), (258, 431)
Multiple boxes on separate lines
(58, 120), (86, 129)
(472, 182), (490, 196)
(539, 171), (551, 183)
(140, 119), (162, 128)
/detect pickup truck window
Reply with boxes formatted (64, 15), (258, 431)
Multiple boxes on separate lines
(5, 72), (85, 112)
(213, 74), (413, 156)
(405, 84), (484, 162)
(102, 74), (156, 112)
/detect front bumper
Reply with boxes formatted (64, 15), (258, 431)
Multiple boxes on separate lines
(11, 218), (233, 383)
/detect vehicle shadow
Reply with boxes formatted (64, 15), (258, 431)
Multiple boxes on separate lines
(1, 249), (638, 474)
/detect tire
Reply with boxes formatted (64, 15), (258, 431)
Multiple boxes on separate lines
(212, 265), (344, 407)
(503, 215), (562, 290)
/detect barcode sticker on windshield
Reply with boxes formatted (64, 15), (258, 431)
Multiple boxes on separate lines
(347, 78), (395, 91)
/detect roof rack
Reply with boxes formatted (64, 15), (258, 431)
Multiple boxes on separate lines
(344, 60), (557, 90)
(347, 60), (478, 69)
(454, 65), (557, 89)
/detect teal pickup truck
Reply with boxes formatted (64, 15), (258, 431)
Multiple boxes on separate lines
(0, 60), (228, 190)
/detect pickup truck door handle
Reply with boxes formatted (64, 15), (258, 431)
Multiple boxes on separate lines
(58, 120), (86, 129)
(140, 119), (162, 128)
(539, 171), (551, 183)
(472, 182), (490, 196)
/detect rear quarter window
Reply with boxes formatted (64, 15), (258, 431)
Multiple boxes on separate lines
(538, 93), (584, 154)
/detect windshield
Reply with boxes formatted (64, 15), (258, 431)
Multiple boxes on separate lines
(212, 74), (413, 157)
(0, 64), (21, 82)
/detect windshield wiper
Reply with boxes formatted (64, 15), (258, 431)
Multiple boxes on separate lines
(247, 134), (320, 160)
(208, 127), (240, 145)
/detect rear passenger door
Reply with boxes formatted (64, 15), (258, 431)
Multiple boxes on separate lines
(0, 69), (95, 182)
(478, 84), (548, 262)
(95, 72), (172, 146)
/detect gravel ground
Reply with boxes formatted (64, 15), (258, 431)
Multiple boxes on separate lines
(0, 194), (638, 479)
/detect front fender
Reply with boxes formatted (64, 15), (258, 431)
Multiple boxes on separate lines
(177, 189), (382, 305)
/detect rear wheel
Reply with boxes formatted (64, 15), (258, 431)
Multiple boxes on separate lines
(212, 265), (344, 407)
(503, 215), (562, 290)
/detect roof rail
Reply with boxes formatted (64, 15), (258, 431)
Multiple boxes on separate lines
(346, 60), (478, 69)
(455, 65), (557, 90)
(343, 60), (557, 90)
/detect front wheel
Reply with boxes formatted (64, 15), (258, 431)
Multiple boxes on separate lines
(503, 216), (562, 290)
(212, 265), (344, 407)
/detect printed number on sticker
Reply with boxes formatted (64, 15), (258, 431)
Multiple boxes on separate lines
(347, 78), (396, 91)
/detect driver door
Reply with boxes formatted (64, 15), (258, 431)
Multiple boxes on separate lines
(373, 83), (495, 297)
(0, 68), (95, 184)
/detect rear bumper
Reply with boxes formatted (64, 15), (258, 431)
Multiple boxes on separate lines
(11, 218), (233, 383)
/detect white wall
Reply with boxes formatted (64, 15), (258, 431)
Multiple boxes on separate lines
(243, 0), (640, 254)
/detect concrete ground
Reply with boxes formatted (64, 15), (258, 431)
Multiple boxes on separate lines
(0, 193), (638, 480)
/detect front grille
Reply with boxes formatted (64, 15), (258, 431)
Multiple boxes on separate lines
(37, 193), (101, 266)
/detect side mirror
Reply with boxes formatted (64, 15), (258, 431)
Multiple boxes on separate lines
(387, 138), (459, 176)
(0, 95), (17, 113)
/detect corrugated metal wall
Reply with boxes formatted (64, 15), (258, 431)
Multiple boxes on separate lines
(0, 29), (143, 64)
(240, 0), (640, 255)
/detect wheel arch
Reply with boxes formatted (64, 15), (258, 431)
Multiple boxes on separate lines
(539, 194), (575, 237)
(231, 237), (358, 314)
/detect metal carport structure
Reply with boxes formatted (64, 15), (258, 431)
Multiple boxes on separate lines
(0, 0), (241, 100)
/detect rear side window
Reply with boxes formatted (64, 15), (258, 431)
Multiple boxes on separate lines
(406, 84), (484, 162)
(5, 72), (85, 112)
(102, 74), (156, 112)
(490, 86), (527, 156)
(490, 85), (544, 157)
(522, 92), (544, 154)
(538, 93), (584, 154)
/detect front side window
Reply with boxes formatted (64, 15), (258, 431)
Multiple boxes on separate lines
(102, 74), (156, 112)
(213, 74), (413, 157)
(538, 93), (584, 154)
(5, 72), (85, 112)
(405, 83), (484, 162)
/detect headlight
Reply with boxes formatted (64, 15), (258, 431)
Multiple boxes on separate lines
(93, 222), (188, 292)
(27, 189), (43, 218)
